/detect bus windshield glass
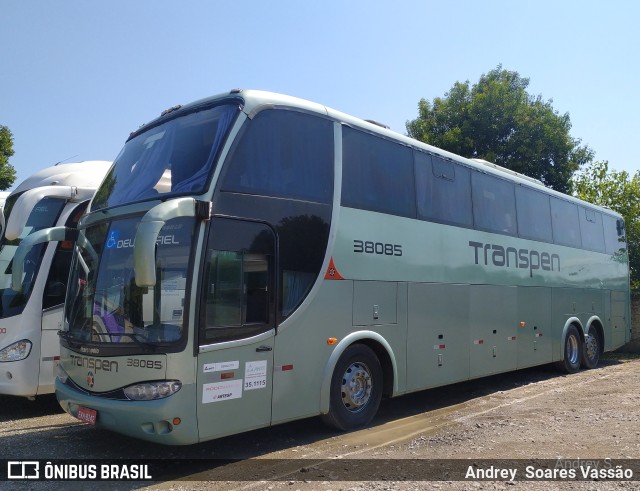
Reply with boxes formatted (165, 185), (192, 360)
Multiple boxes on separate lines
(64, 216), (195, 349)
(92, 103), (239, 211)
(0, 195), (66, 319)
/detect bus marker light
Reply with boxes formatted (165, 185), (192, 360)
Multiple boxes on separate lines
(535, 333), (543, 337)
(474, 340), (484, 345)
(520, 322), (526, 327)
(433, 344), (446, 350)
(327, 338), (337, 345)
(220, 372), (234, 380)
(507, 336), (516, 341)
(282, 365), (293, 371)
(172, 418), (181, 426)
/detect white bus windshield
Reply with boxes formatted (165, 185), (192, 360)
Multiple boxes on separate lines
(91, 104), (239, 211)
(0, 195), (65, 318)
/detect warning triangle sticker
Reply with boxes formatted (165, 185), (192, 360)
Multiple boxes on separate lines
(324, 257), (344, 280)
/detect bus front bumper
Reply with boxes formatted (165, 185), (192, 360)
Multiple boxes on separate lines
(55, 378), (199, 445)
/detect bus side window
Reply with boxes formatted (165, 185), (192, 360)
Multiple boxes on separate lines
(471, 172), (517, 236)
(200, 219), (275, 344)
(603, 214), (626, 255)
(414, 152), (472, 227)
(550, 197), (582, 249)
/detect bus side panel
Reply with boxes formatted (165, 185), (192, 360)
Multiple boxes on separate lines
(406, 283), (470, 392)
(469, 285), (517, 378)
(516, 287), (552, 369)
(611, 290), (628, 349)
(271, 280), (355, 425)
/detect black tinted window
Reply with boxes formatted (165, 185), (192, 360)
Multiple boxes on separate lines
(580, 207), (606, 253)
(342, 127), (416, 218)
(603, 214), (626, 254)
(472, 172), (517, 235)
(515, 186), (553, 242)
(222, 110), (333, 204)
(551, 197), (581, 248)
(415, 152), (472, 227)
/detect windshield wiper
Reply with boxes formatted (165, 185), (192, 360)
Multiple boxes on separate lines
(58, 330), (82, 348)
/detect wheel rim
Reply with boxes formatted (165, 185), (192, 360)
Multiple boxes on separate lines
(585, 332), (599, 361)
(341, 361), (372, 413)
(567, 333), (580, 365)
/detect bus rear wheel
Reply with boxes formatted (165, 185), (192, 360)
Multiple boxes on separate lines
(581, 325), (601, 369)
(321, 344), (382, 431)
(556, 325), (582, 374)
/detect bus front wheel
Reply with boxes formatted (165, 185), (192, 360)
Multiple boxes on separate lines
(556, 325), (582, 374)
(321, 344), (382, 431)
(581, 325), (601, 369)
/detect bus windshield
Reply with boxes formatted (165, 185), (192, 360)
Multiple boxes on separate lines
(64, 216), (195, 350)
(0, 195), (65, 319)
(91, 103), (239, 211)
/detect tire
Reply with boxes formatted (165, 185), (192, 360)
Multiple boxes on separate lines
(321, 344), (383, 431)
(556, 325), (583, 374)
(581, 325), (601, 369)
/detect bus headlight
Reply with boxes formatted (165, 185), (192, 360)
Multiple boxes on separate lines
(0, 340), (32, 362)
(123, 381), (182, 401)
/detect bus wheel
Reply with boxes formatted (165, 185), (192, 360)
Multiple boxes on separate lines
(556, 325), (582, 374)
(321, 344), (382, 431)
(581, 325), (601, 369)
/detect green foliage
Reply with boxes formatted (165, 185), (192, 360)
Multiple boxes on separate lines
(0, 125), (17, 190)
(573, 161), (640, 288)
(406, 66), (593, 193)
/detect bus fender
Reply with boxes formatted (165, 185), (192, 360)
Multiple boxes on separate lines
(585, 315), (604, 345)
(557, 317), (583, 361)
(319, 331), (398, 415)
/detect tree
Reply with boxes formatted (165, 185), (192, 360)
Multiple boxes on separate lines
(0, 125), (17, 190)
(406, 66), (593, 193)
(572, 160), (640, 289)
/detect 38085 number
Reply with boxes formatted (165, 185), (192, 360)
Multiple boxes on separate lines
(353, 240), (402, 256)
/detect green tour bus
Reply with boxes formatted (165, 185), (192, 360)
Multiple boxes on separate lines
(18, 90), (629, 444)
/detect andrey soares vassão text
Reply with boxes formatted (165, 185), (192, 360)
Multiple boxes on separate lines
(465, 463), (634, 481)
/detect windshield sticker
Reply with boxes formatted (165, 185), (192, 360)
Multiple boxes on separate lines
(105, 231), (119, 249)
(244, 360), (268, 391)
(203, 361), (240, 373)
(203, 379), (243, 403)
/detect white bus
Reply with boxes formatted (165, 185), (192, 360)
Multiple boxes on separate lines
(1, 161), (111, 397)
(23, 91), (628, 443)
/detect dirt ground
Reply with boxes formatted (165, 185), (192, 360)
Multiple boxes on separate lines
(3, 353), (640, 491)
(147, 353), (640, 491)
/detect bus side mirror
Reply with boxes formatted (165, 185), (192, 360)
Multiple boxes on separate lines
(616, 219), (625, 237)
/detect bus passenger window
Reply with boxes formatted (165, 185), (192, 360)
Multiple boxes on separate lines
(550, 197), (581, 248)
(471, 172), (517, 235)
(515, 186), (552, 243)
(414, 152), (472, 227)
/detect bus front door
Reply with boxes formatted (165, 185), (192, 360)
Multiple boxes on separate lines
(196, 218), (276, 441)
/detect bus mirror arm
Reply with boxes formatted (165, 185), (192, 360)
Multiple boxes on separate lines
(11, 226), (77, 292)
(134, 198), (211, 287)
(5, 186), (96, 241)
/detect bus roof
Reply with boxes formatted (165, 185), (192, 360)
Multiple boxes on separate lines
(11, 161), (113, 196)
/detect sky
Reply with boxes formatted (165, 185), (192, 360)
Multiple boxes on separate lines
(1, 0), (639, 191)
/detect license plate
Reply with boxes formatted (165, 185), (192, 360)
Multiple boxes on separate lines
(77, 406), (97, 425)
